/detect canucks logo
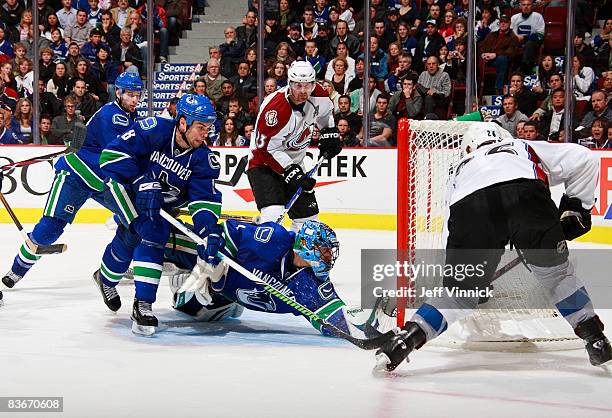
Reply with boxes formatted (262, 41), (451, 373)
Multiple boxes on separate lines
(157, 171), (181, 203)
(236, 288), (276, 311)
(112, 114), (129, 126)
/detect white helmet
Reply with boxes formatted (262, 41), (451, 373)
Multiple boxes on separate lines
(461, 122), (504, 155)
(288, 61), (317, 83)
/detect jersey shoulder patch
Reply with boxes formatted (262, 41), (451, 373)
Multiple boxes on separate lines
(257, 92), (292, 136)
(112, 113), (130, 127)
(138, 117), (158, 130)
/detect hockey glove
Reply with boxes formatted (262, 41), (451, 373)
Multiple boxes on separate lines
(559, 194), (592, 241)
(133, 175), (163, 219)
(318, 127), (343, 159)
(284, 164), (316, 192)
(197, 223), (226, 266)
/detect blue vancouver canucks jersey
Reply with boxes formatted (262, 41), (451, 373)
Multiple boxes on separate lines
(55, 101), (137, 192)
(100, 116), (222, 233)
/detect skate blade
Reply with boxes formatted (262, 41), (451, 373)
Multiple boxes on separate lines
(373, 352), (391, 373)
(131, 322), (156, 336)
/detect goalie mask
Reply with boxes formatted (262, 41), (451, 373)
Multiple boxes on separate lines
(461, 122), (504, 155)
(293, 221), (339, 277)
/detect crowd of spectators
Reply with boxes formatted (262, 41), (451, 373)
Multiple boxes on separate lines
(0, 0), (192, 144)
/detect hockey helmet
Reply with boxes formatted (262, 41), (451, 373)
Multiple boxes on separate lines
(115, 71), (144, 93)
(175, 94), (217, 127)
(293, 220), (340, 276)
(461, 122), (504, 155)
(288, 61), (317, 84)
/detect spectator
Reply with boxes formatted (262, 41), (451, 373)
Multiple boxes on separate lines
(219, 26), (246, 78)
(444, 38), (467, 83)
(87, 0), (103, 27)
(300, 6), (320, 40)
(92, 46), (120, 101)
(65, 9), (94, 47)
(215, 116), (247, 146)
(47, 61), (70, 99)
(38, 48), (56, 83)
(330, 20), (360, 58)
(531, 55), (557, 95)
(158, 0), (188, 47)
(216, 80), (235, 115)
(361, 93), (395, 146)
(505, 71), (538, 116)
(57, 0), (77, 30)
(385, 52), (417, 94)
(510, 0), (544, 74)
(38, 79), (62, 118)
(244, 47), (258, 78)
(226, 97), (252, 135)
(593, 19), (612, 56)
(578, 118), (611, 149)
(111, 0), (135, 29)
(603, 72), (612, 104)
(572, 55), (596, 99)
(0, 110), (20, 144)
(414, 20), (446, 72)
(49, 28), (68, 62)
(496, 94), (528, 134)
(387, 42), (402, 76)
(127, 12), (149, 71)
(0, 78), (18, 111)
(10, 97), (33, 143)
(202, 46), (222, 72)
(50, 95), (79, 145)
(577, 90), (612, 134)
(42, 13), (64, 41)
(362, 36), (388, 81)
(515, 119), (526, 139)
(325, 42), (355, 81)
(189, 77), (207, 96)
(283, 23), (306, 59)
(15, 58), (34, 97)
(13, 9), (33, 45)
(80, 28), (109, 63)
(373, 18), (395, 52)
(39, 114), (56, 144)
(71, 79), (98, 122)
(314, 22), (331, 62)
(334, 94), (362, 135)
(243, 121), (254, 143)
(573, 33), (596, 70)
(419, 0), (441, 27)
(1, 0), (24, 33)
(69, 57), (106, 103)
(136, 2), (170, 63)
(540, 89), (570, 140)
(398, 0), (419, 27)
(396, 22), (417, 55)
(522, 120), (543, 140)
(327, 7), (340, 36)
(230, 61), (257, 106)
(264, 77), (277, 96)
(530, 72), (564, 119)
(337, 0), (354, 32)
(9, 42), (27, 71)
(202, 58), (227, 104)
(350, 75), (381, 115)
(0, 27), (15, 63)
(476, 7), (499, 42)
(322, 79), (340, 111)
(328, 57), (353, 95)
(304, 39), (326, 79)
(440, 10), (456, 43)
(416, 55), (451, 115)
(267, 60), (288, 88)
(479, 14), (518, 94)
(390, 75), (423, 119)
(100, 11), (121, 47)
(336, 116), (359, 146)
(447, 17), (467, 51)
(347, 56), (365, 92)
(111, 28), (144, 75)
(0, 62), (18, 93)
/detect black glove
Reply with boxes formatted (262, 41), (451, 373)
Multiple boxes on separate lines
(559, 194), (592, 241)
(284, 164), (316, 192)
(133, 174), (163, 219)
(318, 127), (342, 159)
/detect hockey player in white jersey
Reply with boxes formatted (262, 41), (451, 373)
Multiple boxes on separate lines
(247, 61), (343, 232)
(375, 122), (612, 372)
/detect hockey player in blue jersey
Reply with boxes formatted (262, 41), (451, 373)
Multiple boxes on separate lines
(1, 72), (143, 292)
(92, 94), (224, 335)
(166, 219), (376, 338)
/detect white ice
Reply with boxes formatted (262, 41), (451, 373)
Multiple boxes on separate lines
(1, 224), (611, 418)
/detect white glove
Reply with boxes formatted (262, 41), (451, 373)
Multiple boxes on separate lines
(178, 258), (227, 305)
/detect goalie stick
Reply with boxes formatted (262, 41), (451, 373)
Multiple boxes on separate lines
(159, 209), (394, 350)
(177, 209), (255, 223)
(0, 192), (67, 255)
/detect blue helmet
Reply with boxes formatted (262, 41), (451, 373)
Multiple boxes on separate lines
(175, 94), (216, 126)
(115, 72), (144, 93)
(294, 221), (340, 277)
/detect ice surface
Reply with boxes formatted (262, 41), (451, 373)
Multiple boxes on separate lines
(1, 224), (611, 418)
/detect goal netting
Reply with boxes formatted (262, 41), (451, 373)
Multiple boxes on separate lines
(394, 119), (581, 351)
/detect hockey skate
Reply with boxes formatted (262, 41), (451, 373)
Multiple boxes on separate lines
(0, 290), (3, 307)
(374, 322), (427, 372)
(574, 316), (612, 366)
(1, 271), (23, 290)
(131, 299), (158, 336)
(91, 270), (121, 312)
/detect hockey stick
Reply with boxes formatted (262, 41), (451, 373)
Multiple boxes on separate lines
(177, 209), (255, 223)
(0, 192), (67, 255)
(215, 155), (247, 187)
(275, 155), (326, 224)
(160, 209), (394, 350)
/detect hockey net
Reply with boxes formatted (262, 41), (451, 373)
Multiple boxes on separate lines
(394, 119), (581, 351)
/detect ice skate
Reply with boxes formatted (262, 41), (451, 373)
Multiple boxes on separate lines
(374, 322), (426, 372)
(574, 316), (612, 366)
(131, 299), (158, 336)
(1, 271), (23, 290)
(92, 270), (121, 312)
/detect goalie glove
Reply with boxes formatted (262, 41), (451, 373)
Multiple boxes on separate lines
(318, 127), (342, 159)
(559, 194), (592, 241)
(178, 258), (228, 304)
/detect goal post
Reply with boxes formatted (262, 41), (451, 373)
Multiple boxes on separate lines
(395, 118), (581, 351)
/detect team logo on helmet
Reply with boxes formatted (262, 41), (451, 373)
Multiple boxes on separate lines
(265, 110), (278, 127)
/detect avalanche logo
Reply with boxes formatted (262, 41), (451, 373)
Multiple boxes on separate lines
(265, 110), (278, 127)
(236, 288), (276, 311)
(286, 127), (311, 150)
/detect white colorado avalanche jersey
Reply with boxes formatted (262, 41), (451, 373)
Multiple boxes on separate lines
(449, 139), (599, 209)
(248, 84), (334, 174)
